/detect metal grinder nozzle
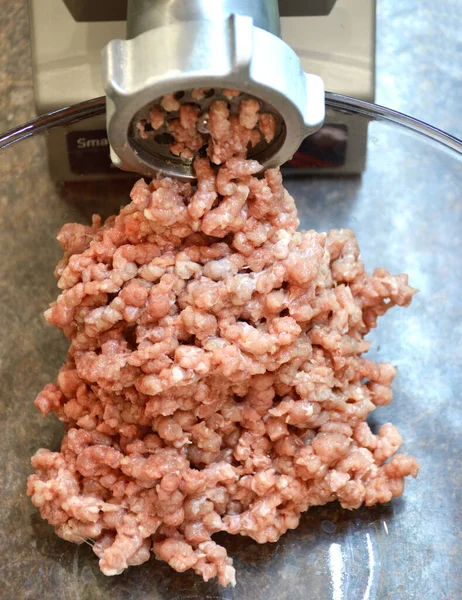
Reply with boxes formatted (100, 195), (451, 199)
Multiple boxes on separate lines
(102, 0), (325, 180)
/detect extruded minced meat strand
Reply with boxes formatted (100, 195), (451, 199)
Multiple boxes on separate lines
(239, 98), (260, 130)
(139, 92), (278, 165)
(259, 113), (277, 144)
(161, 93), (181, 113)
(29, 97), (419, 587)
(149, 106), (164, 130)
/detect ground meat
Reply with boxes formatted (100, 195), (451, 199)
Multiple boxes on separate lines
(28, 94), (419, 587)
(258, 113), (277, 144)
(149, 106), (164, 130)
(138, 90), (279, 165)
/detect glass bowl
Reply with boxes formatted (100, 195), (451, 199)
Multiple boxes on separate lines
(0, 94), (461, 600)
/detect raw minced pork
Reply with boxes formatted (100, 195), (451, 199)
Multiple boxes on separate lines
(28, 93), (419, 587)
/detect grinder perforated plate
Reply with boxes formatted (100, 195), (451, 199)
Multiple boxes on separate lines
(129, 88), (287, 169)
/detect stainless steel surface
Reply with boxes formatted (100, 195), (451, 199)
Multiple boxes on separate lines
(28, 0), (373, 181)
(0, 96), (461, 598)
(103, 9), (325, 179)
(127, 0), (281, 39)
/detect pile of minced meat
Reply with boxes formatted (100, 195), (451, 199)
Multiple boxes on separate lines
(28, 92), (419, 587)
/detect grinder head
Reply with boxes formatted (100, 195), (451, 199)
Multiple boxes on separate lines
(102, 13), (325, 180)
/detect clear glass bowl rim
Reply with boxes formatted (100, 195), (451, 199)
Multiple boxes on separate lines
(1, 92), (461, 156)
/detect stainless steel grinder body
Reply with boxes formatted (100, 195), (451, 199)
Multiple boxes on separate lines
(102, 0), (325, 179)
